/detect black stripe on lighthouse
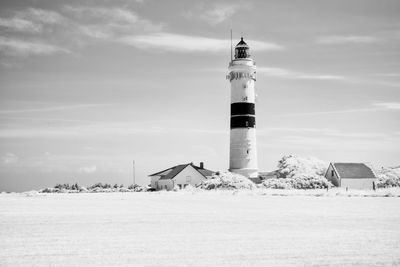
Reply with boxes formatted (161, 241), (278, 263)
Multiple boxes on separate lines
(230, 115), (256, 128)
(231, 102), (255, 116)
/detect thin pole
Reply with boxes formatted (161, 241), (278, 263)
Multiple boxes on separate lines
(133, 160), (135, 186)
(230, 29), (233, 61)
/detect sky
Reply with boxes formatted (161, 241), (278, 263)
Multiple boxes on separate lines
(0, 0), (399, 191)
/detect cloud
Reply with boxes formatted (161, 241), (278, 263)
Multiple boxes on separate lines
(2, 153), (19, 164)
(184, 3), (246, 25)
(0, 103), (110, 114)
(65, 6), (162, 34)
(259, 127), (390, 139)
(0, 119), (224, 138)
(316, 35), (380, 45)
(202, 4), (238, 24)
(277, 107), (376, 117)
(65, 6), (138, 23)
(119, 33), (283, 52)
(258, 127), (399, 152)
(0, 8), (65, 33)
(0, 37), (70, 56)
(79, 165), (97, 173)
(0, 17), (41, 32)
(257, 67), (348, 81)
(20, 8), (65, 25)
(373, 102), (400, 110)
(277, 102), (400, 117)
(77, 25), (111, 39)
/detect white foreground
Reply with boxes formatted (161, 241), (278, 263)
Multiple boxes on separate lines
(1, 191), (399, 266)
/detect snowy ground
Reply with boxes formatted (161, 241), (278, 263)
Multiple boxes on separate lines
(1, 191), (399, 266)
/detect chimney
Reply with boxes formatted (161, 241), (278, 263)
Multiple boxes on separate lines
(200, 162), (204, 169)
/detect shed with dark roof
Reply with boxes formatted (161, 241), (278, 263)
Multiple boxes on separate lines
(149, 162), (215, 191)
(325, 162), (377, 190)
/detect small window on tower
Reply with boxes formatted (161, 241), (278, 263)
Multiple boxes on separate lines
(331, 170), (334, 177)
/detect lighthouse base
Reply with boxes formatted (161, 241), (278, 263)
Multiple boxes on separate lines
(229, 168), (259, 179)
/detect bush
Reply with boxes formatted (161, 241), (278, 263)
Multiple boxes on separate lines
(262, 175), (332, 189)
(262, 155), (332, 189)
(376, 167), (400, 188)
(199, 171), (255, 190)
(127, 184), (146, 192)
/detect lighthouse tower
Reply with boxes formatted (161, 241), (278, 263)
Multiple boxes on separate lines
(227, 37), (258, 178)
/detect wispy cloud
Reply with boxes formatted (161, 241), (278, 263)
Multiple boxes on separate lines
(65, 6), (138, 24)
(20, 8), (65, 25)
(257, 67), (349, 81)
(0, 17), (41, 32)
(258, 127), (399, 152)
(316, 35), (380, 45)
(0, 119), (225, 138)
(373, 102), (400, 110)
(0, 103), (109, 114)
(0, 37), (70, 56)
(0, 8), (65, 33)
(65, 6), (163, 35)
(184, 3), (247, 25)
(1, 6), (163, 57)
(119, 33), (283, 52)
(277, 107), (376, 117)
(277, 102), (400, 117)
(259, 127), (390, 139)
(202, 3), (240, 24)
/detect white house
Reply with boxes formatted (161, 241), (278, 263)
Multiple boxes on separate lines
(325, 162), (377, 190)
(149, 162), (215, 191)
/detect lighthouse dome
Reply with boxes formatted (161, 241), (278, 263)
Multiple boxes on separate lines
(235, 37), (251, 59)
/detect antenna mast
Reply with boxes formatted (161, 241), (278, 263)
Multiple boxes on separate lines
(230, 29), (233, 61)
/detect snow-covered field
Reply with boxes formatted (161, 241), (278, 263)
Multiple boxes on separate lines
(1, 191), (399, 266)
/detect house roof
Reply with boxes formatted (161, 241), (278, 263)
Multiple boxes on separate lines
(332, 163), (376, 179)
(194, 166), (214, 177)
(149, 163), (215, 180)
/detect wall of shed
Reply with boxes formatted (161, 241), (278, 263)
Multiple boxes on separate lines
(341, 178), (376, 190)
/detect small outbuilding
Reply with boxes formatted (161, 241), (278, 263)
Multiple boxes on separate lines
(149, 162), (215, 191)
(325, 162), (377, 190)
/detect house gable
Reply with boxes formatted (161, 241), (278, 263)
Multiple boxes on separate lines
(172, 165), (206, 188)
(325, 163), (340, 187)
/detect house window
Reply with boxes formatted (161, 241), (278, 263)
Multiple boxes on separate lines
(186, 176), (191, 183)
(164, 185), (167, 190)
(331, 170), (334, 177)
(178, 184), (182, 189)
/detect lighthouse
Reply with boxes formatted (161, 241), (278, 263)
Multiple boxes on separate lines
(227, 37), (258, 178)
